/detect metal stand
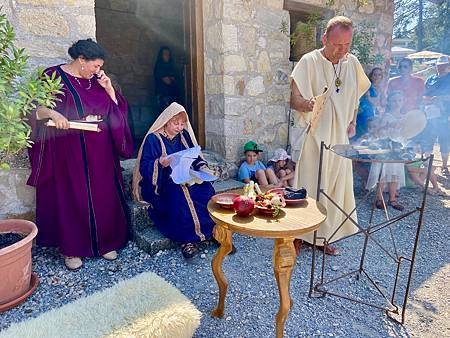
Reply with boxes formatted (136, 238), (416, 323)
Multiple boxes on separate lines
(309, 141), (433, 324)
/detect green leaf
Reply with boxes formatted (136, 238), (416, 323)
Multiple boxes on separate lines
(0, 162), (10, 170)
(0, 11), (62, 157)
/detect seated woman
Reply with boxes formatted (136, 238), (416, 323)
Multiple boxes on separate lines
(133, 102), (215, 259)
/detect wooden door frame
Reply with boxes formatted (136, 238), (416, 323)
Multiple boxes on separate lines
(185, 0), (206, 147)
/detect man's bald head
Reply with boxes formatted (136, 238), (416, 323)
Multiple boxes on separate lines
(322, 16), (353, 63)
(325, 16), (353, 36)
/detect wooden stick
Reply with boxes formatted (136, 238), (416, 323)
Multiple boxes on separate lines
(46, 120), (101, 132)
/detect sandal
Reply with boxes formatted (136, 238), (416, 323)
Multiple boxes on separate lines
(64, 256), (82, 270)
(299, 240), (340, 256)
(317, 244), (340, 256)
(431, 188), (446, 197)
(181, 243), (198, 259)
(388, 200), (404, 211)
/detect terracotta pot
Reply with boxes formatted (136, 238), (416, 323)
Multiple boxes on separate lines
(0, 219), (38, 306)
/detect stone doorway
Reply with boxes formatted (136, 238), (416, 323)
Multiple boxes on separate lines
(94, 0), (205, 151)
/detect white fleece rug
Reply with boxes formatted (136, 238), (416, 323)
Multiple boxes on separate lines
(0, 272), (201, 338)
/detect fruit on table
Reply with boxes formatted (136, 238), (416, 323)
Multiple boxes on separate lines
(270, 194), (285, 206)
(243, 180), (258, 200)
(254, 182), (263, 195)
(232, 196), (255, 217)
(255, 192), (286, 217)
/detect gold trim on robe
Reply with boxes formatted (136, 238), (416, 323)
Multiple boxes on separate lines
(181, 185), (206, 241)
(152, 160), (159, 195)
(152, 133), (168, 195)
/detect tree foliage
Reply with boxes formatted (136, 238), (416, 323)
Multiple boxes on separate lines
(0, 11), (63, 169)
(351, 22), (385, 66)
(281, 12), (384, 66)
(394, 0), (450, 54)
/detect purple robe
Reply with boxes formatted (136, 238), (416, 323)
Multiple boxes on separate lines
(27, 65), (133, 257)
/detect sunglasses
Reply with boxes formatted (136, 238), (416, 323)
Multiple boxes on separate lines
(399, 65), (411, 69)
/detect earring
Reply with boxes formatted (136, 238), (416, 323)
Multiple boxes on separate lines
(81, 66), (84, 71)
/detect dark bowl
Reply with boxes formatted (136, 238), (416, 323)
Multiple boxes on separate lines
(267, 188), (307, 205)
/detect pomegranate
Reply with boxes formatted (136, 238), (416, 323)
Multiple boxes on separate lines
(232, 195), (255, 217)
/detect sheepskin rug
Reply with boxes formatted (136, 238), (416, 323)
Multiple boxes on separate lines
(0, 272), (201, 338)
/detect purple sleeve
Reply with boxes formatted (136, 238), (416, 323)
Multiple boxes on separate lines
(27, 67), (61, 187)
(108, 91), (134, 158)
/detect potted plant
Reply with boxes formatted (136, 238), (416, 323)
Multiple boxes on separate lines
(0, 10), (62, 311)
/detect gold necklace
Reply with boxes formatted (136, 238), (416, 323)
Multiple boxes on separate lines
(321, 49), (343, 93)
(73, 76), (92, 90)
(332, 62), (342, 93)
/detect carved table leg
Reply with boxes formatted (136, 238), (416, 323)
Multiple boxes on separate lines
(211, 224), (233, 318)
(273, 238), (296, 338)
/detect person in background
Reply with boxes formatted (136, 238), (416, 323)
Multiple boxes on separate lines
(238, 141), (280, 187)
(154, 46), (180, 112)
(387, 58), (425, 113)
(366, 91), (406, 211)
(353, 67), (386, 186)
(406, 144), (446, 196)
(267, 148), (296, 187)
(28, 39), (133, 270)
(419, 55), (450, 176)
(354, 67), (386, 140)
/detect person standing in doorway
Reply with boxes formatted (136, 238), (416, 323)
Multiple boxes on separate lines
(290, 16), (370, 255)
(154, 46), (181, 112)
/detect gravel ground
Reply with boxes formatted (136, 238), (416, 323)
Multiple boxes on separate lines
(1, 178), (448, 337)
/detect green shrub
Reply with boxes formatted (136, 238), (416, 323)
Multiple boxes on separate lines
(0, 11), (63, 170)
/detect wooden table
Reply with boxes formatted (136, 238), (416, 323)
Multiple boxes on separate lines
(208, 195), (327, 338)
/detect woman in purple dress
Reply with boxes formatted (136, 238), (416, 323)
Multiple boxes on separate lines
(27, 39), (133, 270)
(132, 103), (216, 259)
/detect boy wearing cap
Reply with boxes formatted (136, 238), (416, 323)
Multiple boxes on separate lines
(238, 141), (280, 187)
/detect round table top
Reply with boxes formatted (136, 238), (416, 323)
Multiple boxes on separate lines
(207, 196), (327, 239)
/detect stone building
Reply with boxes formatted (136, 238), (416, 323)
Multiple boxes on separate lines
(0, 0), (393, 217)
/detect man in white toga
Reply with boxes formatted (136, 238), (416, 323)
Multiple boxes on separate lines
(290, 16), (370, 255)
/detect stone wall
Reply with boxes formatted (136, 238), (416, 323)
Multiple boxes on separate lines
(203, 0), (292, 163)
(203, 0), (394, 163)
(0, 0), (95, 68)
(298, 0), (394, 69)
(0, 0), (95, 219)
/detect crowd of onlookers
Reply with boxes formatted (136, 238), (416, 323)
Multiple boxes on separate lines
(241, 55), (449, 212)
(353, 55), (449, 210)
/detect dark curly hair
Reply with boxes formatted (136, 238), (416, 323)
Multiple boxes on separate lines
(68, 39), (107, 61)
(368, 67), (383, 82)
